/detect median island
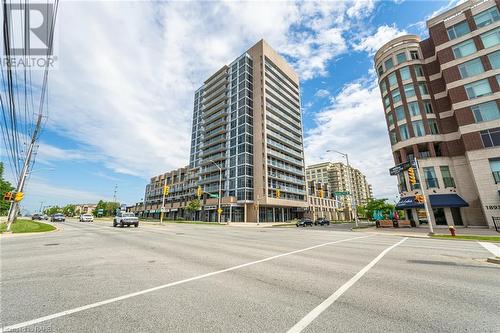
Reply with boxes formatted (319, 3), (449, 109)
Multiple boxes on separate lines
(0, 219), (56, 234)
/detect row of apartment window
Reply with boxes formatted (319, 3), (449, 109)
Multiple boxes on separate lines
(381, 65), (425, 96)
(383, 82), (429, 108)
(452, 26), (500, 59)
(447, 6), (499, 41)
(390, 119), (439, 144)
(378, 50), (420, 76)
(388, 101), (433, 125)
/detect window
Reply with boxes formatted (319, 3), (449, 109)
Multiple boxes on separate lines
(424, 101), (433, 114)
(399, 124), (409, 140)
(440, 166), (455, 188)
(391, 88), (401, 103)
(472, 101), (500, 122)
(404, 83), (416, 98)
(418, 82), (429, 95)
(423, 167), (439, 189)
(412, 120), (425, 137)
(384, 96), (390, 108)
(490, 159), (500, 184)
(390, 131), (397, 145)
(464, 79), (491, 99)
(384, 57), (394, 70)
(408, 101), (420, 116)
(410, 50), (419, 60)
(395, 105), (405, 121)
(480, 27), (500, 48)
(496, 74), (500, 87)
(488, 50), (500, 69)
(447, 21), (470, 40)
(400, 66), (411, 81)
(388, 113), (394, 126)
(396, 52), (407, 64)
(481, 127), (500, 147)
(429, 119), (439, 134)
(414, 65), (424, 77)
(388, 72), (397, 86)
(380, 81), (387, 95)
(474, 7), (500, 28)
(452, 39), (477, 58)
(377, 65), (383, 76)
(458, 58), (484, 79)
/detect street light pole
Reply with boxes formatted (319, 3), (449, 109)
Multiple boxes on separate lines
(414, 158), (434, 235)
(326, 149), (359, 227)
(210, 160), (223, 224)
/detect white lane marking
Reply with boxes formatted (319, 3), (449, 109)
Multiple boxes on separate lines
(478, 242), (500, 257)
(1, 235), (371, 332)
(287, 237), (407, 333)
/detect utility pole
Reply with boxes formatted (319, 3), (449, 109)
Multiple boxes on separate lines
(414, 158), (434, 235)
(39, 201), (44, 213)
(6, 113), (43, 231)
(113, 184), (117, 203)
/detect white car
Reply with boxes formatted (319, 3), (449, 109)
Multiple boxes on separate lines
(79, 214), (94, 222)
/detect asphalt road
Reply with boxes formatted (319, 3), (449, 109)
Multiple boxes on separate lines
(1, 220), (499, 332)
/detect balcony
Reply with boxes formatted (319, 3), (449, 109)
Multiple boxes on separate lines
(493, 171), (500, 184)
(443, 177), (456, 188)
(425, 177), (439, 189)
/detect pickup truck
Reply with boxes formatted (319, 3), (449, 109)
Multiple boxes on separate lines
(113, 212), (139, 228)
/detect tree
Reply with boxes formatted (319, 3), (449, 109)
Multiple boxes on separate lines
(44, 206), (63, 215)
(364, 199), (396, 220)
(62, 204), (76, 217)
(186, 199), (201, 220)
(94, 200), (120, 217)
(0, 162), (14, 216)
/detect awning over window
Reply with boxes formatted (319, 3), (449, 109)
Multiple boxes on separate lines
(395, 196), (424, 209)
(429, 194), (469, 208)
(395, 194), (469, 209)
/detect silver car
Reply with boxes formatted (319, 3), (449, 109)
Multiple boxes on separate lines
(113, 212), (139, 228)
(79, 214), (94, 222)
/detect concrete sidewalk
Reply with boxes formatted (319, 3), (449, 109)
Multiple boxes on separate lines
(354, 225), (500, 238)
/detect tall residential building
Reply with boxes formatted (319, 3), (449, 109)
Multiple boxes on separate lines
(305, 162), (373, 214)
(375, 0), (500, 228)
(189, 39), (307, 222)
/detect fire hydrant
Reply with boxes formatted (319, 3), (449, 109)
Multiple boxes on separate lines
(448, 225), (456, 237)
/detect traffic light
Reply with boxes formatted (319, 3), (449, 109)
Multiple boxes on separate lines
(14, 192), (24, 202)
(408, 167), (416, 185)
(415, 194), (425, 203)
(318, 189), (324, 198)
(163, 185), (169, 196)
(276, 188), (281, 199)
(197, 186), (203, 199)
(3, 191), (13, 201)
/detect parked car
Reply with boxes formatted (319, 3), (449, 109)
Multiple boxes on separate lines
(51, 213), (65, 222)
(32, 213), (48, 220)
(113, 212), (139, 228)
(79, 214), (94, 222)
(296, 218), (313, 227)
(314, 218), (330, 226)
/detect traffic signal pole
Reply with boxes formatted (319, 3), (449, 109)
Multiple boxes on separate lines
(159, 176), (167, 225)
(414, 158), (434, 235)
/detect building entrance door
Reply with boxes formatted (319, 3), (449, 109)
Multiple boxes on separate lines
(433, 208), (447, 225)
(451, 207), (463, 226)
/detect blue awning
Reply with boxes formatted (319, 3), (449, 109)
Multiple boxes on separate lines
(429, 194), (469, 208)
(395, 196), (424, 209)
(396, 194), (469, 209)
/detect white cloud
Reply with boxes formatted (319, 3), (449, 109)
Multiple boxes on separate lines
(39, 0), (378, 180)
(304, 76), (398, 200)
(315, 89), (330, 98)
(353, 24), (408, 55)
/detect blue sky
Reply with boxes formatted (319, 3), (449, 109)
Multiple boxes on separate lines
(1, 0), (461, 213)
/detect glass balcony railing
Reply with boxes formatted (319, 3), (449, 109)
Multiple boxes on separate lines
(425, 177), (439, 189)
(443, 177), (456, 188)
(493, 171), (500, 184)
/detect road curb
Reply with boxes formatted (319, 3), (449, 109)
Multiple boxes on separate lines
(0, 221), (60, 237)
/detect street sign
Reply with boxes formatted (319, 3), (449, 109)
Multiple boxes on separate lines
(209, 194), (219, 198)
(389, 161), (411, 176)
(334, 191), (350, 196)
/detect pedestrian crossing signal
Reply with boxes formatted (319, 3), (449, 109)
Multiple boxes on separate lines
(3, 191), (13, 201)
(408, 167), (416, 185)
